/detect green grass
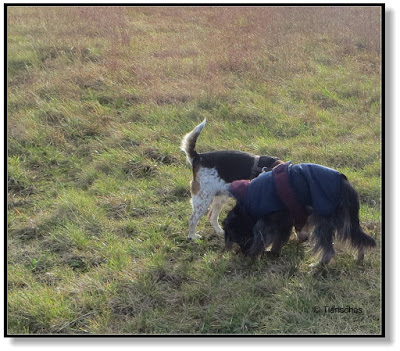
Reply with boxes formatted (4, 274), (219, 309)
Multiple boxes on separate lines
(7, 6), (382, 335)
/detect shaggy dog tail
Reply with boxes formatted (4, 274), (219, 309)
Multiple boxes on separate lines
(339, 177), (376, 250)
(312, 176), (376, 263)
(180, 119), (206, 165)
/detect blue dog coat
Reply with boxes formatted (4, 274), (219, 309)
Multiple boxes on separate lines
(229, 162), (342, 227)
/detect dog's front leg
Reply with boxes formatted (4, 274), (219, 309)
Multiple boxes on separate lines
(311, 220), (336, 265)
(268, 221), (293, 256)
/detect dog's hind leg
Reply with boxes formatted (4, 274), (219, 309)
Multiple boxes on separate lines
(296, 218), (312, 243)
(208, 195), (229, 236)
(352, 229), (376, 262)
(188, 192), (215, 240)
(357, 246), (365, 262)
(311, 217), (336, 265)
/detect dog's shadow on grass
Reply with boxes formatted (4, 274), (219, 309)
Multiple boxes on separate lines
(177, 231), (305, 277)
(219, 239), (373, 280)
(174, 232), (372, 281)
(223, 239), (308, 278)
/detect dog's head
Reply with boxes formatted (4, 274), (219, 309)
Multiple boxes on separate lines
(222, 203), (255, 255)
(224, 203), (295, 258)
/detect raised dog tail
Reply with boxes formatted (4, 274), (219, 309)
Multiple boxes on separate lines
(180, 119), (206, 165)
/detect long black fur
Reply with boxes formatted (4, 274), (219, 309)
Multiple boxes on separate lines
(223, 175), (376, 264)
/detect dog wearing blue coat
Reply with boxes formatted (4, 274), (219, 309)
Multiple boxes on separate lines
(222, 162), (376, 265)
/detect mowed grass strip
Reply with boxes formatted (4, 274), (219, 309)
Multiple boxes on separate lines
(7, 6), (382, 335)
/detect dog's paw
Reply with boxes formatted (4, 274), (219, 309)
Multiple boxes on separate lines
(308, 262), (329, 277)
(308, 262), (320, 269)
(265, 251), (280, 259)
(356, 250), (365, 262)
(296, 232), (309, 243)
(187, 233), (202, 240)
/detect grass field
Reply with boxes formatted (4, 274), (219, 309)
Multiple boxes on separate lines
(7, 6), (382, 335)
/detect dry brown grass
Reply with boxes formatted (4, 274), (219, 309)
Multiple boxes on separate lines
(8, 6), (381, 104)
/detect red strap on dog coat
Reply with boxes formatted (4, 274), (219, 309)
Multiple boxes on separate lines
(272, 162), (308, 231)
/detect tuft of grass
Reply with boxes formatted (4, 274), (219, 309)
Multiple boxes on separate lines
(7, 6), (382, 335)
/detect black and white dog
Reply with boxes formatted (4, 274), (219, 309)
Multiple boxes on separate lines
(222, 162), (376, 265)
(181, 119), (283, 239)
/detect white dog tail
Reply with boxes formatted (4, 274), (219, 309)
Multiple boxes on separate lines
(180, 119), (206, 165)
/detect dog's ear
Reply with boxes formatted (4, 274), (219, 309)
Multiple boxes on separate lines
(223, 203), (255, 252)
(247, 218), (274, 256)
